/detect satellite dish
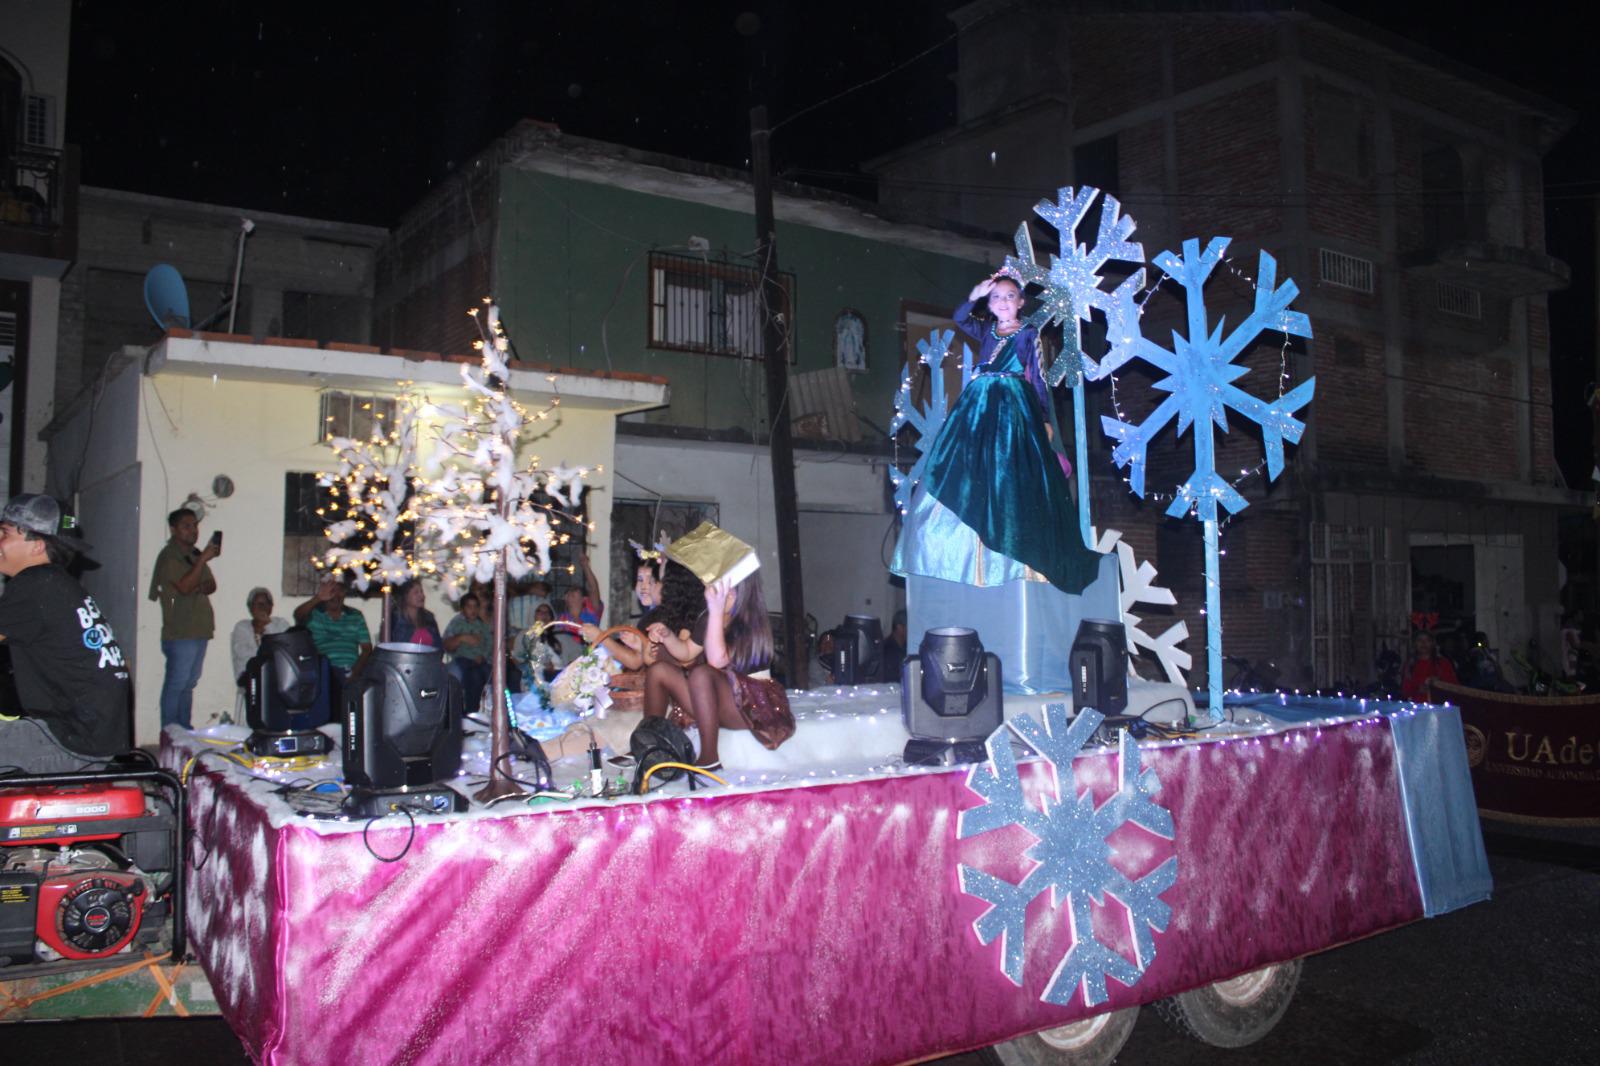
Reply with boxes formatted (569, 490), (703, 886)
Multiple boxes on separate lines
(144, 264), (191, 331)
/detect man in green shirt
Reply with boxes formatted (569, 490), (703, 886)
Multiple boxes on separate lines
(293, 577), (372, 677)
(147, 507), (218, 729)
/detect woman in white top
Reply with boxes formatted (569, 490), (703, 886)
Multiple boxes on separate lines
(230, 586), (290, 686)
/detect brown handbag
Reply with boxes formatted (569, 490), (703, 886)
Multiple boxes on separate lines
(728, 671), (796, 750)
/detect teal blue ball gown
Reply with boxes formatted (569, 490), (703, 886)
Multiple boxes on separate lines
(894, 301), (1101, 595)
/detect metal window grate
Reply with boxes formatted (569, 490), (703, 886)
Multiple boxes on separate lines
(1318, 248), (1375, 294)
(22, 94), (54, 147)
(0, 312), (16, 359)
(318, 391), (397, 444)
(1435, 281), (1483, 320)
(647, 251), (795, 360)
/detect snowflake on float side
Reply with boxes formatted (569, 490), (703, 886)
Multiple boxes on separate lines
(888, 328), (974, 514)
(1100, 238), (1315, 522)
(1003, 185), (1146, 387)
(958, 704), (1177, 1008)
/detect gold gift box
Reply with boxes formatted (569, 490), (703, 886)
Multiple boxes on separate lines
(665, 522), (760, 586)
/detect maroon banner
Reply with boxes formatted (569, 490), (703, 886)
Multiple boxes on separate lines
(1433, 680), (1600, 826)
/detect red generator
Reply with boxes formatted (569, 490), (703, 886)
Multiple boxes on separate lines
(0, 767), (186, 975)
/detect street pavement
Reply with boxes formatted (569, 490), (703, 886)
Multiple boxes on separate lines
(3, 822), (1595, 1064)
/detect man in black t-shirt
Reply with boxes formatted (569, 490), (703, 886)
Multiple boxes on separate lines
(0, 494), (132, 771)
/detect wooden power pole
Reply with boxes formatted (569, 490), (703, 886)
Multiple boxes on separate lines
(750, 104), (808, 687)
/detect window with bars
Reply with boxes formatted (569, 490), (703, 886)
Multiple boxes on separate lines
(647, 251), (795, 360)
(22, 94), (55, 147)
(282, 472), (337, 596)
(1318, 248), (1375, 294)
(1435, 281), (1483, 320)
(0, 311), (16, 363)
(318, 391), (397, 443)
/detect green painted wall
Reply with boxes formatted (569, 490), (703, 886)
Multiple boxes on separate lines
(494, 166), (984, 435)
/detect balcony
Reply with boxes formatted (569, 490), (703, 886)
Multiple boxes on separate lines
(0, 142), (79, 277)
(1400, 239), (1570, 297)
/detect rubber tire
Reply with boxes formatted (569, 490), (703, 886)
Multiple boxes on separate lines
(1154, 958), (1302, 1048)
(984, 1007), (1139, 1066)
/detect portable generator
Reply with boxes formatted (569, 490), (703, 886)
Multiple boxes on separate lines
(0, 767), (186, 974)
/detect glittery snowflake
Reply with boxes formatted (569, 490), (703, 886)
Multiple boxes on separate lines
(958, 704), (1177, 1008)
(1099, 237), (1315, 522)
(1003, 185), (1146, 387)
(888, 328), (974, 514)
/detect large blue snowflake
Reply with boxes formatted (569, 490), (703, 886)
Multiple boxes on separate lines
(888, 328), (973, 514)
(1003, 185), (1146, 388)
(958, 704), (1177, 1008)
(1099, 237), (1315, 523)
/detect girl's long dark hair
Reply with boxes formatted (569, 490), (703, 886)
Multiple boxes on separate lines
(723, 573), (772, 674)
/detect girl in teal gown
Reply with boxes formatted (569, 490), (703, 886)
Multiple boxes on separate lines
(894, 272), (1101, 595)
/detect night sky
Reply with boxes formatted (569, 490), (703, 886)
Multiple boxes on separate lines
(63, 1), (1599, 480)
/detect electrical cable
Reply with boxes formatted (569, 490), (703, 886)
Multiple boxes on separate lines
(360, 806), (417, 863)
(639, 761), (727, 791)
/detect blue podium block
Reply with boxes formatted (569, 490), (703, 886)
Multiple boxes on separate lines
(906, 553), (1120, 694)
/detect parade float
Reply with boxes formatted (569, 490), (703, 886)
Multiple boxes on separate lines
(144, 186), (1490, 1066)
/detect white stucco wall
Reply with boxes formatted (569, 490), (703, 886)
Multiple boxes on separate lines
(615, 435), (903, 640)
(46, 339), (657, 745)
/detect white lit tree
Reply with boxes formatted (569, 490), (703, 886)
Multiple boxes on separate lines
(316, 391), (436, 641)
(416, 300), (595, 801)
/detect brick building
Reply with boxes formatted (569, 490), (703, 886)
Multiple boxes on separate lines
(869, 1), (1580, 689)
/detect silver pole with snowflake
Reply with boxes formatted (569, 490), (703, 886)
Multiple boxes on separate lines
(1005, 187), (1147, 550)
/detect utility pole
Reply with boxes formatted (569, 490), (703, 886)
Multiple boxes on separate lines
(750, 104), (808, 687)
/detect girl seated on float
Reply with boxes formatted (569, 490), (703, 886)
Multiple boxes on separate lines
(578, 550), (671, 671)
(642, 570), (789, 770)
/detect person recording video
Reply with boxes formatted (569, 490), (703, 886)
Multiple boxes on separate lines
(147, 506), (219, 731)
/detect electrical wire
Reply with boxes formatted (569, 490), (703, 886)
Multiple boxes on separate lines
(639, 761), (727, 791)
(360, 806), (417, 863)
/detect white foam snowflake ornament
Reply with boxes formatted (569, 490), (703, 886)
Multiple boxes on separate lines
(888, 328), (974, 514)
(958, 704), (1177, 1008)
(1091, 528), (1191, 685)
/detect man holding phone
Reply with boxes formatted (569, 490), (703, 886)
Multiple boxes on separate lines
(147, 506), (219, 730)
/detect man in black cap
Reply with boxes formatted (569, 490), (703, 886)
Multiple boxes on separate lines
(0, 494), (132, 771)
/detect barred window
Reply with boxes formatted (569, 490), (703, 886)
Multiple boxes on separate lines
(648, 251), (795, 361)
(318, 391), (397, 443)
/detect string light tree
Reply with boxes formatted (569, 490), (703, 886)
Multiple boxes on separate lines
(417, 299), (594, 802)
(1098, 237), (1315, 719)
(316, 390), (432, 642)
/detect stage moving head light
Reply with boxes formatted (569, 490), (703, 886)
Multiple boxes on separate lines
(837, 614), (883, 682)
(342, 643), (464, 812)
(1069, 618), (1129, 716)
(245, 628), (334, 757)
(901, 627), (1003, 766)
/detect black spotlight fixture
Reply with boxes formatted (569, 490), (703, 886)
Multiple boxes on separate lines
(824, 614), (883, 684)
(244, 629), (334, 757)
(1069, 618), (1129, 716)
(342, 643), (466, 816)
(901, 627), (1003, 766)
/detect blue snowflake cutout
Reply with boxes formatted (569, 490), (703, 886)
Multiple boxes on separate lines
(958, 703), (1177, 1008)
(1099, 237), (1315, 522)
(1003, 186), (1146, 388)
(889, 328), (974, 514)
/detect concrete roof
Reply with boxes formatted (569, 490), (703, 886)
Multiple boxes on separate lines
(145, 331), (670, 411)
